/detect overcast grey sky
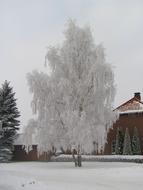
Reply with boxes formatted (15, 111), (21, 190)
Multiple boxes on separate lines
(0, 0), (143, 126)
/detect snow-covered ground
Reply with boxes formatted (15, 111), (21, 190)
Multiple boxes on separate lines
(0, 162), (143, 190)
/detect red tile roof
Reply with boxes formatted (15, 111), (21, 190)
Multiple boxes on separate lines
(115, 96), (143, 112)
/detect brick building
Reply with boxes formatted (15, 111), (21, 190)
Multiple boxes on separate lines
(104, 92), (143, 154)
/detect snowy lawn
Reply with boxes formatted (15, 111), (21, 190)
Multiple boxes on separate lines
(0, 162), (143, 190)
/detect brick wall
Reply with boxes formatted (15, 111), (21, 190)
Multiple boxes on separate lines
(104, 112), (143, 154)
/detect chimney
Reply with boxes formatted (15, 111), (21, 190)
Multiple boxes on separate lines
(134, 92), (141, 101)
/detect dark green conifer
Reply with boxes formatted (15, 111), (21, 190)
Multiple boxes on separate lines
(123, 128), (132, 155)
(115, 127), (124, 155)
(132, 127), (141, 155)
(0, 81), (20, 161)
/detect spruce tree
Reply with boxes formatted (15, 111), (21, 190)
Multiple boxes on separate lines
(132, 127), (141, 155)
(0, 81), (20, 161)
(123, 128), (132, 155)
(111, 140), (116, 154)
(115, 127), (124, 155)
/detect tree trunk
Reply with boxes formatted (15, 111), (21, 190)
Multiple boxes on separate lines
(77, 154), (82, 167)
(72, 149), (77, 167)
(77, 145), (82, 167)
(72, 145), (82, 167)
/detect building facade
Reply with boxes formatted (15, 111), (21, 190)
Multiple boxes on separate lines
(104, 92), (143, 154)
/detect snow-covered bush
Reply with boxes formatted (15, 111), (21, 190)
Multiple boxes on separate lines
(51, 154), (143, 163)
(115, 127), (124, 155)
(132, 127), (141, 155)
(123, 128), (132, 155)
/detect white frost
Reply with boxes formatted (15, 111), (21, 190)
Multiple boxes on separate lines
(24, 20), (117, 154)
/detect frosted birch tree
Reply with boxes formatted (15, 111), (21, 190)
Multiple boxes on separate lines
(25, 20), (116, 166)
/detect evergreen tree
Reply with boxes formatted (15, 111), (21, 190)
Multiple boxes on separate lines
(111, 140), (116, 154)
(123, 128), (132, 155)
(0, 81), (20, 161)
(115, 127), (124, 155)
(132, 127), (141, 155)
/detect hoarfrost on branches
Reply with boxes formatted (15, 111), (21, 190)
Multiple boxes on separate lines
(22, 119), (38, 152)
(25, 20), (117, 154)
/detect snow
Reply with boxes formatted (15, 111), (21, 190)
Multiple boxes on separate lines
(52, 154), (143, 160)
(51, 154), (143, 163)
(0, 162), (143, 190)
(120, 109), (143, 114)
(118, 99), (143, 112)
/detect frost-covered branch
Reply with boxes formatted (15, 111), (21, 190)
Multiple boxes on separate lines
(24, 20), (117, 156)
